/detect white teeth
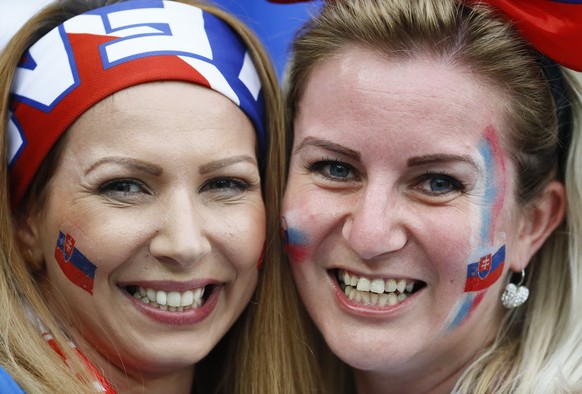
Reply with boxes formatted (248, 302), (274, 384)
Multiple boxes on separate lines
(344, 272), (351, 285)
(385, 279), (397, 292)
(156, 291), (167, 306)
(147, 288), (156, 302)
(338, 270), (419, 307)
(387, 293), (398, 306)
(167, 291), (181, 307)
(378, 293), (389, 307)
(370, 279), (385, 294)
(181, 290), (194, 307)
(356, 277), (371, 292)
(396, 279), (407, 293)
(132, 286), (206, 311)
(194, 287), (204, 303)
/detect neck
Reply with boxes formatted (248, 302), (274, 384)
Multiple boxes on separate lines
(354, 361), (465, 394)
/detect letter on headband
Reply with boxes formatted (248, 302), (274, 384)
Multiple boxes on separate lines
(7, 0), (266, 206)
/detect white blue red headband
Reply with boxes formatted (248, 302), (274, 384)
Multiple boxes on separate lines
(7, 0), (266, 206)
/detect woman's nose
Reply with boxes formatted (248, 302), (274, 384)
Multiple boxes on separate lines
(149, 191), (211, 268)
(342, 185), (407, 261)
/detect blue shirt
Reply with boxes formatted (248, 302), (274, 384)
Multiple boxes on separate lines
(0, 366), (25, 394)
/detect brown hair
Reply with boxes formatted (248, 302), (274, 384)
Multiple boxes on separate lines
(0, 0), (319, 392)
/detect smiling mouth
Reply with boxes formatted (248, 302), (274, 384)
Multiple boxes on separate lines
(126, 286), (212, 312)
(334, 269), (426, 307)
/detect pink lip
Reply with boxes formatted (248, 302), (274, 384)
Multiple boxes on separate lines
(123, 285), (222, 326)
(328, 270), (420, 318)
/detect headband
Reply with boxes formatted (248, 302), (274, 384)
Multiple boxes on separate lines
(7, 0), (266, 206)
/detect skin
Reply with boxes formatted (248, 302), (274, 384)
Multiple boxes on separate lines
(283, 46), (555, 394)
(22, 81), (265, 393)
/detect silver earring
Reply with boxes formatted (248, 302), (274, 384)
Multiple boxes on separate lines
(501, 269), (529, 309)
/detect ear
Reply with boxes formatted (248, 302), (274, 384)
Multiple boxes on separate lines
(14, 213), (45, 271)
(510, 180), (566, 271)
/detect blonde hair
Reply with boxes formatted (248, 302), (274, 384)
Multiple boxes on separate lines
(286, 0), (582, 392)
(0, 0), (318, 392)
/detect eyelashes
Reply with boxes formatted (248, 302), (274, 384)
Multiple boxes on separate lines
(99, 179), (149, 200)
(98, 177), (257, 203)
(412, 172), (465, 197)
(306, 157), (359, 182)
(304, 157), (466, 199)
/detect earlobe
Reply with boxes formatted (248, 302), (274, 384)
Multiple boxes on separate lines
(510, 180), (566, 271)
(15, 214), (45, 272)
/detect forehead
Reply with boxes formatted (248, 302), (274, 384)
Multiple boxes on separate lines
(295, 46), (507, 154)
(68, 81), (253, 145)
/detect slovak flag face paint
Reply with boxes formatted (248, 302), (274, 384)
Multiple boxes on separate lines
(54, 231), (97, 294)
(8, 0), (266, 206)
(464, 245), (505, 292)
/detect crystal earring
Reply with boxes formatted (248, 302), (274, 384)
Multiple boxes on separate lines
(501, 269), (529, 309)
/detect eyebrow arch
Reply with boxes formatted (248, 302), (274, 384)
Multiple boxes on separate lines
(85, 157), (163, 176)
(294, 137), (360, 161)
(407, 154), (479, 171)
(199, 155), (257, 175)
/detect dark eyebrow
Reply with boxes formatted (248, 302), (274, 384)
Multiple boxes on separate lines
(85, 157), (163, 176)
(293, 136), (360, 161)
(199, 155), (257, 175)
(407, 154), (479, 171)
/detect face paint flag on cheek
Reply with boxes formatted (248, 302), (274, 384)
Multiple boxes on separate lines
(281, 217), (310, 263)
(54, 231), (97, 294)
(7, 0), (266, 207)
(464, 245), (505, 292)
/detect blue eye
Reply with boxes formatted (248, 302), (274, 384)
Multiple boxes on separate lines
(415, 174), (463, 196)
(429, 178), (453, 192)
(310, 160), (356, 181)
(329, 163), (351, 178)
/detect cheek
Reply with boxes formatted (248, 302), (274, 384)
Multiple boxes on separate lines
(443, 244), (506, 331)
(445, 290), (488, 332)
(282, 183), (345, 264)
(50, 222), (101, 295)
(281, 210), (312, 264)
(223, 207), (266, 270)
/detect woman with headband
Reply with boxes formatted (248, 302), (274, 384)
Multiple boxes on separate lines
(276, 0), (582, 392)
(0, 0), (318, 392)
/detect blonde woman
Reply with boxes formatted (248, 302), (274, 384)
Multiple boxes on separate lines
(278, 0), (582, 392)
